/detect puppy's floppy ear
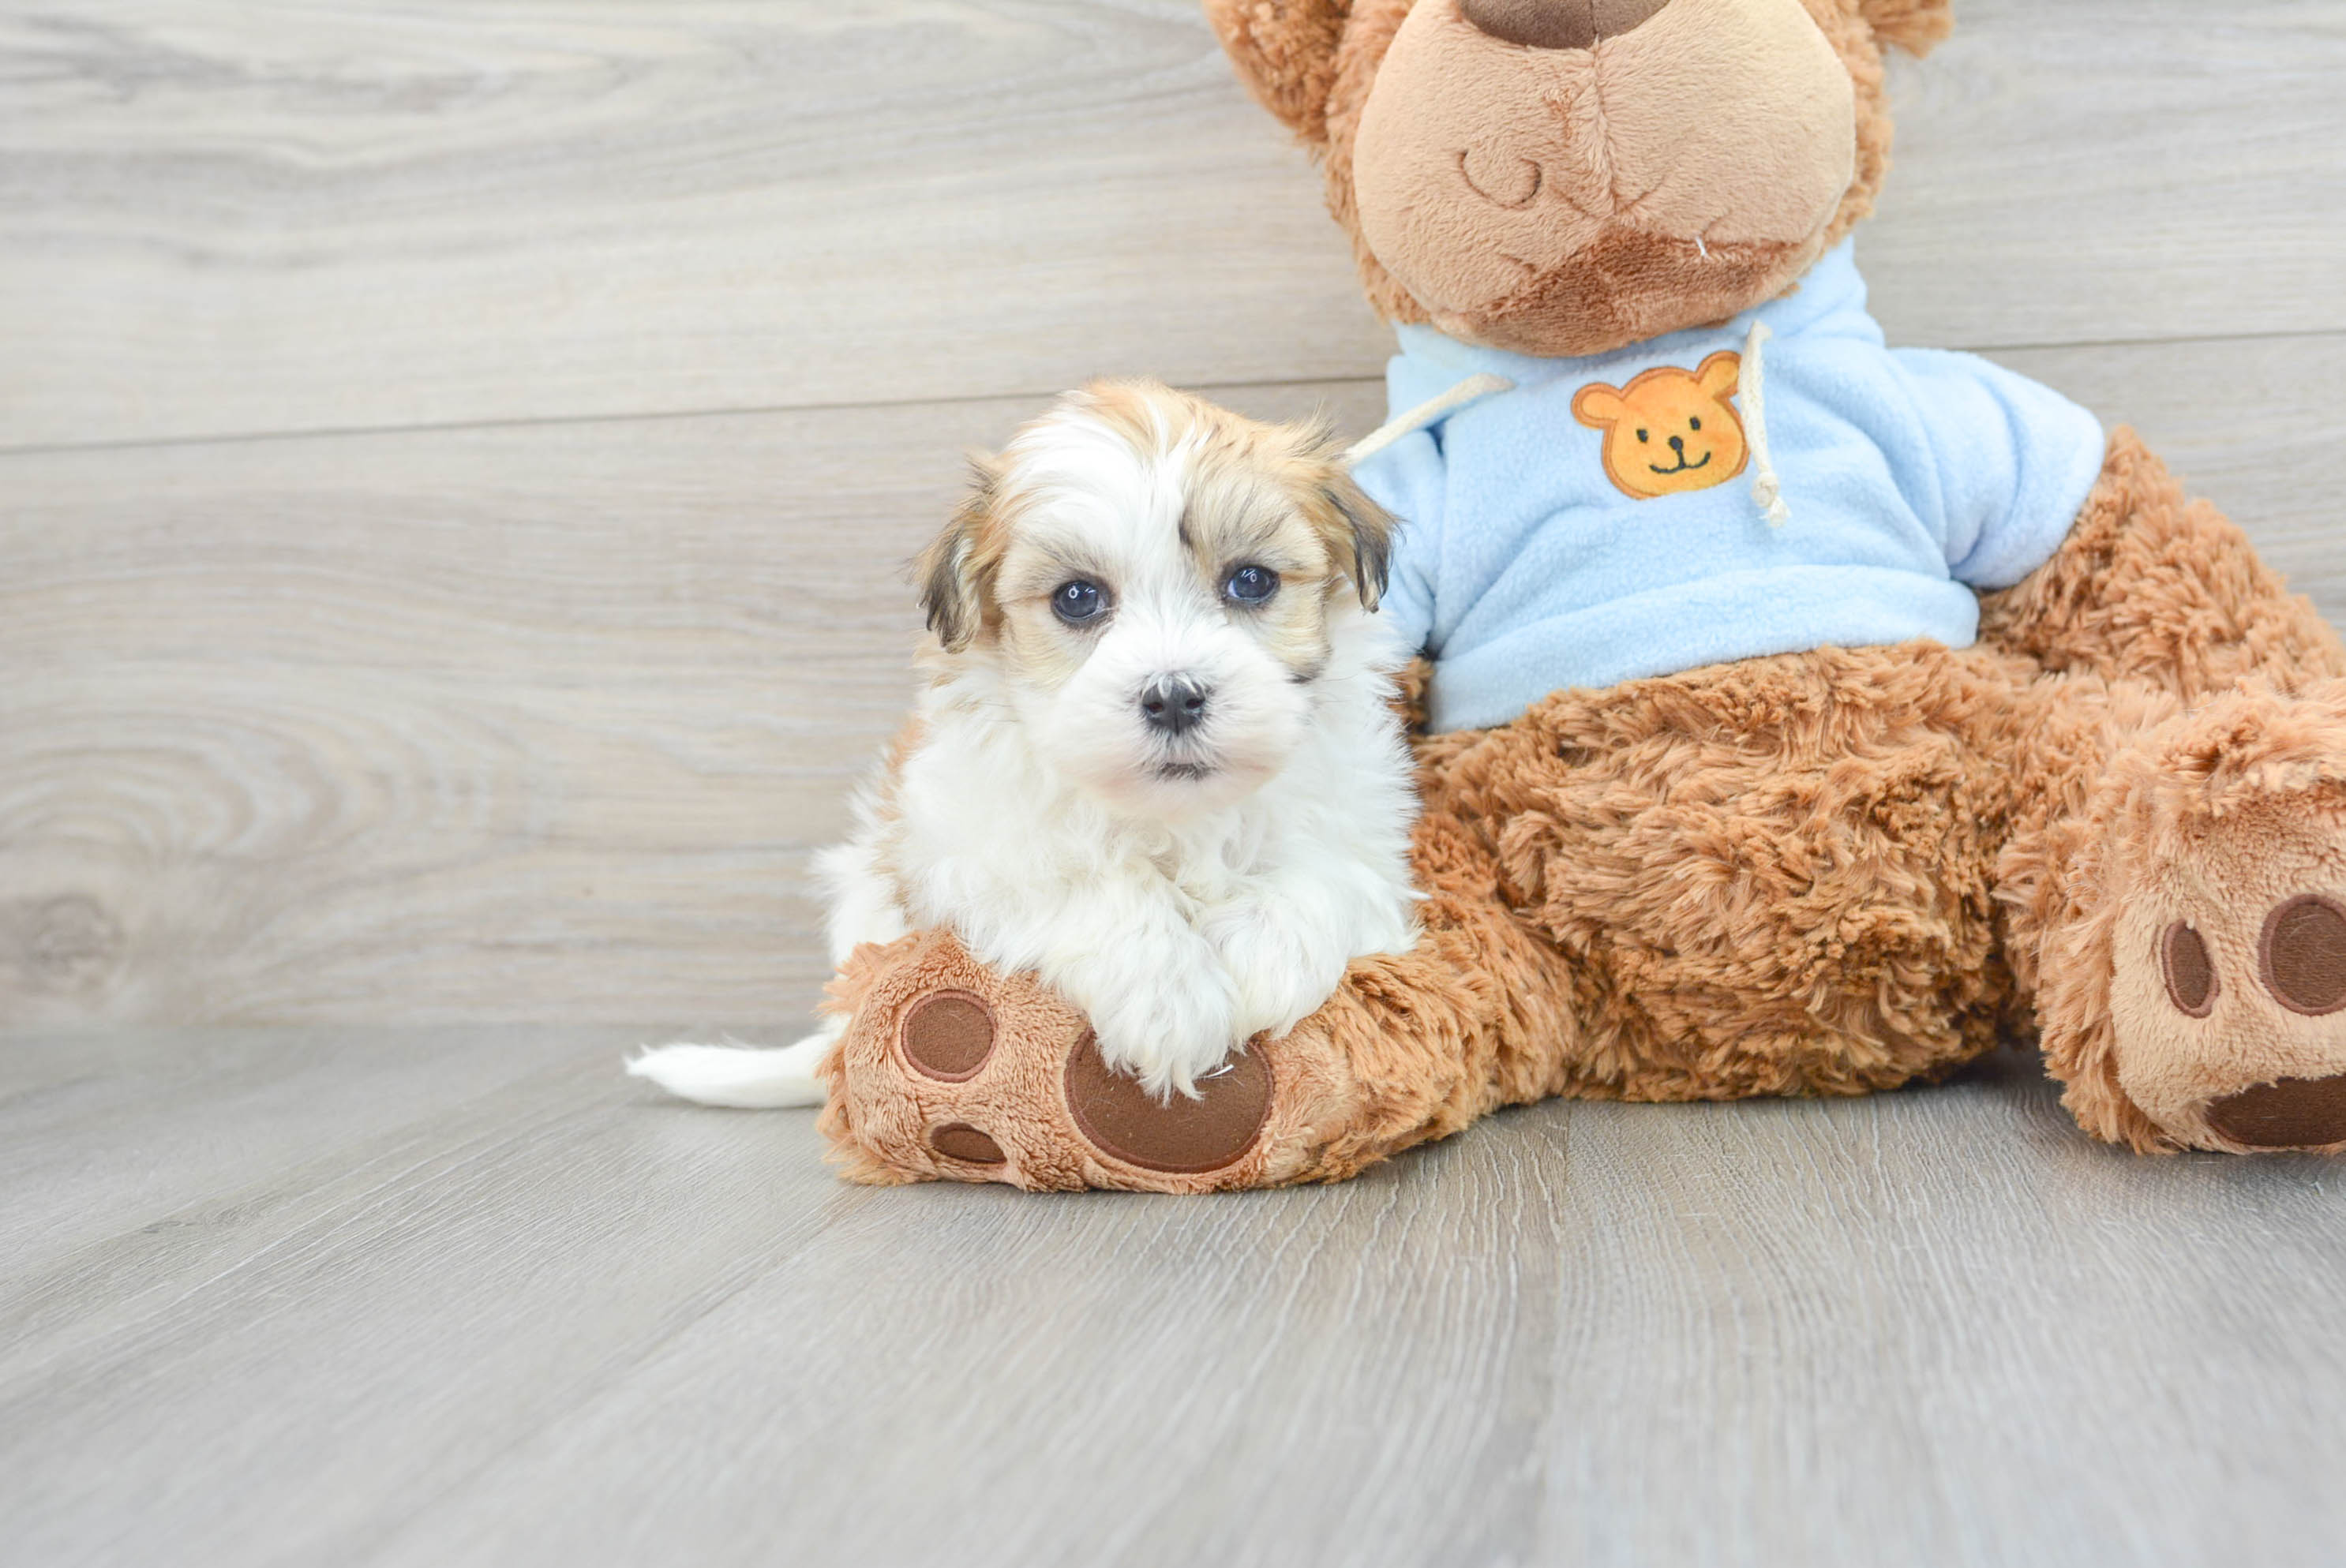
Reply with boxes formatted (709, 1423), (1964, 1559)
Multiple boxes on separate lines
(1203, 0), (1355, 147)
(1330, 473), (1397, 610)
(915, 455), (1001, 653)
(1858, 0), (1952, 58)
(1302, 450), (1398, 612)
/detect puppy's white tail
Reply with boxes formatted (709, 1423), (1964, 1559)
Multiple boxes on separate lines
(627, 1027), (837, 1109)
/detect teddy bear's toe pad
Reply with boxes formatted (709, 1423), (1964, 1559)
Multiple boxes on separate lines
(1063, 1031), (1272, 1174)
(901, 990), (996, 1080)
(928, 1121), (1007, 1164)
(2160, 922), (2218, 1016)
(2258, 896), (2346, 1016)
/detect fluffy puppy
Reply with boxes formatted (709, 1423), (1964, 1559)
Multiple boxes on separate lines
(630, 380), (1422, 1108)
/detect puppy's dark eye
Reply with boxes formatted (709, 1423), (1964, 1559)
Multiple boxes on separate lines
(1051, 579), (1107, 625)
(1636, 429), (1649, 443)
(1688, 417), (1702, 432)
(1223, 564), (1279, 605)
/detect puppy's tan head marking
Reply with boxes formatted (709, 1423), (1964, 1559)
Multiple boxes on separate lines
(1138, 391), (1398, 687)
(1157, 398), (1398, 612)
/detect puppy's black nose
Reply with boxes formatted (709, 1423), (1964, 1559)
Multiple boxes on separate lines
(1458, 0), (1672, 51)
(1138, 675), (1210, 736)
(1669, 434), (1685, 453)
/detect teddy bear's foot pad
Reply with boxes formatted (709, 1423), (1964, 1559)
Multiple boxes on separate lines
(2151, 894), (2346, 1149)
(2185, 891), (2346, 1147)
(2073, 683), (2346, 1154)
(2204, 1075), (2346, 1150)
(816, 930), (1332, 1191)
(1063, 1031), (1273, 1174)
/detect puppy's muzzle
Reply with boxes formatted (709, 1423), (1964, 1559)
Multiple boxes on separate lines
(1138, 675), (1212, 737)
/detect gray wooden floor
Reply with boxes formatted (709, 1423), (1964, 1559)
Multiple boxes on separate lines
(8, 2), (2346, 1563)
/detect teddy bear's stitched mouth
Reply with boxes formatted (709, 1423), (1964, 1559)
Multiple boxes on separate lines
(1447, 230), (1803, 357)
(1647, 452), (1712, 476)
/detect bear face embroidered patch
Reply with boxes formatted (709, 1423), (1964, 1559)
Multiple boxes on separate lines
(1572, 350), (1749, 500)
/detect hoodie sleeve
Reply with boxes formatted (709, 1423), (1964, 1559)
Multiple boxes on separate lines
(1352, 426), (1448, 657)
(1887, 348), (2107, 590)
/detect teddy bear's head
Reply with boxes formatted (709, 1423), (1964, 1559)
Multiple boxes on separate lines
(1205, 0), (1951, 358)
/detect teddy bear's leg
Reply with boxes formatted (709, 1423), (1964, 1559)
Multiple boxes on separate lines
(811, 800), (1587, 1192)
(1996, 671), (2346, 1153)
(1974, 431), (2346, 1151)
(1978, 429), (2346, 698)
(1422, 640), (2026, 1102)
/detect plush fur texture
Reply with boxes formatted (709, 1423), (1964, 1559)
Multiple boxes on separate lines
(759, 0), (2346, 1188)
(632, 383), (1422, 1111)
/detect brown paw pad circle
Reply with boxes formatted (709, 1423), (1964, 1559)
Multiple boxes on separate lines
(2260, 896), (2346, 1016)
(928, 1122), (1006, 1165)
(1062, 1032), (1272, 1175)
(900, 990), (995, 1081)
(2204, 1075), (2346, 1151)
(2161, 922), (2218, 1017)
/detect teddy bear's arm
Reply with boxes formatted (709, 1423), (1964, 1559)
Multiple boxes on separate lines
(1886, 346), (2108, 593)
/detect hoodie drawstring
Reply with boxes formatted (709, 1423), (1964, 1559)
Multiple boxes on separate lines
(1742, 320), (1790, 527)
(1344, 372), (1516, 468)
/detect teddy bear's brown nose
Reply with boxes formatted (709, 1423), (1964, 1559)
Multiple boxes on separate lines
(1457, 0), (1673, 50)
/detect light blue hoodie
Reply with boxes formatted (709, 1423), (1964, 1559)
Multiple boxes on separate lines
(1354, 240), (2106, 733)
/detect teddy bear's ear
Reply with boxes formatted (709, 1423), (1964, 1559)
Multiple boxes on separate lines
(1572, 384), (1627, 430)
(1203, 0), (1355, 146)
(1858, 0), (1953, 58)
(1696, 351), (1741, 399)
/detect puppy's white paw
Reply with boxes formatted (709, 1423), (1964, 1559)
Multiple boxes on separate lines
(1209, 908), (1347, 1043)
(1087, 971), (1242, 1102)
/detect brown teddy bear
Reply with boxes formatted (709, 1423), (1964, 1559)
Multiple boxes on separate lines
(803, 0), (2346, 1189)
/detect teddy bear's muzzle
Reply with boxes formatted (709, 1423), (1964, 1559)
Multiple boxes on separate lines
(1351, 0), (1859, 360)
(1457, 0), (1673, 51)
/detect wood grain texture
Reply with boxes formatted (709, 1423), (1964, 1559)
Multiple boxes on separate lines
(5, 0), (2345, 447)
(5, 1031), (2346, 1566)
(6, 342), (2345, 1031)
